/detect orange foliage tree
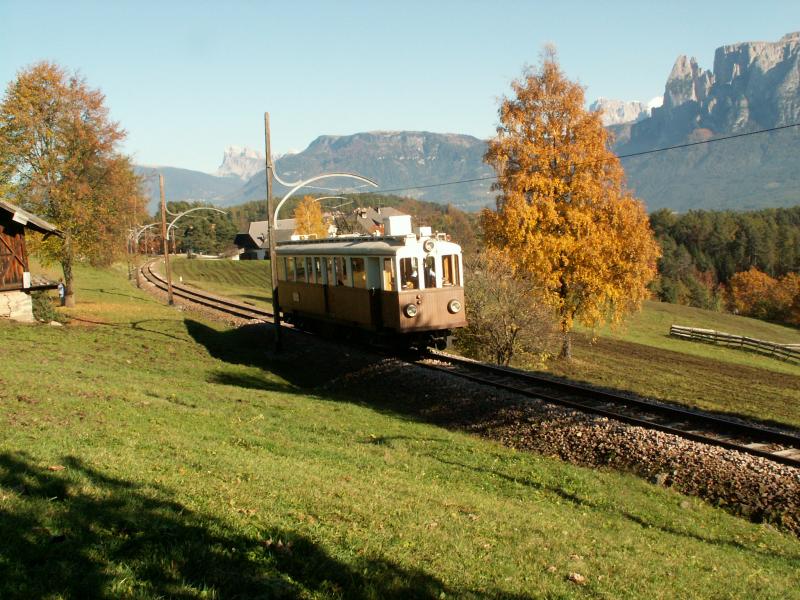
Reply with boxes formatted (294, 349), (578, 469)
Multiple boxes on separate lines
(729, 267), (800, 323)
(0, 62), (146, 306)
(482, 49), (660, 358)
(293, 195), (328, 239)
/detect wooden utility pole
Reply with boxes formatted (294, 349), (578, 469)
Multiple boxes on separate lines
(265, 112), (281, 350)
(159, 174), (174, 305)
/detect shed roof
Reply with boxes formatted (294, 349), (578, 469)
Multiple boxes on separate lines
(0, 200), (63, 237)
(234, 219), (296, 250)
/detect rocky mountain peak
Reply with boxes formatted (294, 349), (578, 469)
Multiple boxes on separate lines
(623, 31), (800, 152)
(664, 55), (714, 108)
(216, 146), (265, 180)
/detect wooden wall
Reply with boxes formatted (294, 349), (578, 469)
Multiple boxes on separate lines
(0, 216), (28, 291)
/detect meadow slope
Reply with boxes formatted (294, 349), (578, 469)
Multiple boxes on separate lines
(1, 265), (799, 599)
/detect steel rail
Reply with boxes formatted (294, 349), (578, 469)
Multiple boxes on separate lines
(140, 259), (274, 321)
(419, 351), (800, 468)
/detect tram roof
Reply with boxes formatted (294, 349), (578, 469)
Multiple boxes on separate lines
(276, 235), (461, 257)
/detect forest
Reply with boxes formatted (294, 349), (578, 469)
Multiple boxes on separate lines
(650, 207), (800, 323)
(168, 196), (800, 326)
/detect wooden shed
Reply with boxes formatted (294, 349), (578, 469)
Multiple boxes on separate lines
(0, 200), (63, 321)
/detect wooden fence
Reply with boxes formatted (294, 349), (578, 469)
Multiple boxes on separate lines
(669, 325), (800, 363)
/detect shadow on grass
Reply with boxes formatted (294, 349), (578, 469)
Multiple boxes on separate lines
(68, 316), (194, 344)
(0, 451), (519, 599)
(85, 287), (153, 302)
(206, 369), (301, 395)
(239, 293), (273, 303)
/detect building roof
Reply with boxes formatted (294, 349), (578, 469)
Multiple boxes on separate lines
(234, 219), (296, 249)
(0, 200), (63, 237)
(352, 207), (405, 235)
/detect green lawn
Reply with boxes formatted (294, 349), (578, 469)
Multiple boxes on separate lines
(547, 301), (800, 430)
(1, 265), (799, 598)
(158, 257), (800, 430)
(167, 256), (273, 310)
(588, 300), (800, 371)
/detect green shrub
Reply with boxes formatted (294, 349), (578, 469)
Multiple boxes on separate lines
(31, 290), (66, 323)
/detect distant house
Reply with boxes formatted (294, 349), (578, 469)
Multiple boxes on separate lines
(234, 219), (297, 260)
(351, 206), (406, 235)
(0, 200), (63, 322)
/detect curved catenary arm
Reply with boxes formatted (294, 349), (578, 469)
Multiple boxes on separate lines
(311, 196), (347, 204)
(167, 207), (228, 237)
(273, 173), (378, 228)
(133, 223), (159, 244)
(272, 166), (303, 188)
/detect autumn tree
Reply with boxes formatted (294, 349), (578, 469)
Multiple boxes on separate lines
(0, 61), (146, 306)
(293, 195), (328, 239)
(457, 248), (556, 365)
(729, 267), (800, 323)
(482, 49), (660, 358)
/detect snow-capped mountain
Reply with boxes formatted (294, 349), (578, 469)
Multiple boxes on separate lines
(215, 146), (265, 181)
(589, 97), (663, 126)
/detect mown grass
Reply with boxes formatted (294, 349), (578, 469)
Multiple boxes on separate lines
(161, 257), (800, 430)
(168, 256), (273, 309)
(552, 301), (800, 429)
(1, 265), (800, 598)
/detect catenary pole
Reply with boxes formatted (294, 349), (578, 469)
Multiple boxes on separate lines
(159, 174), (174, 305)
(265, 112), (281, 350)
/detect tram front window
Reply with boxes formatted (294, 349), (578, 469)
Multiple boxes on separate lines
(424, 256), (437, 289)
(400, 257), (419, 290)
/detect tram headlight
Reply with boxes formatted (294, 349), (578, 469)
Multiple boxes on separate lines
(423, 239), (435, 252)
(404, 303), (418, 317)
(447, 299), (462, 314)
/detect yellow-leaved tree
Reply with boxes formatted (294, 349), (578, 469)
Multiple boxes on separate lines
(0, 61), (146, 306)
(293, 195), (328, 239)
(482, 49), (660, 358)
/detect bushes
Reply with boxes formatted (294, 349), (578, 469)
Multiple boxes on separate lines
(456, 249), (556, 366)
(30, 290), (66, 323)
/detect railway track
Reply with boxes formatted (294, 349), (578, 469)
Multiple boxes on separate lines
(418, 351), (800, 468)
(139, 258), (800, 469)
(140, 259), (274, 321)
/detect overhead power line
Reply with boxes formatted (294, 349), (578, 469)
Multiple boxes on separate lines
(355, 122), (800, 196)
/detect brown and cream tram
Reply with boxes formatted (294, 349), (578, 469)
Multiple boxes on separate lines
(275, 217), (466, 349)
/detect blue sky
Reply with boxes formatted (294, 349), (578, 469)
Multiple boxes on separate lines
(1, 1), (798, 173)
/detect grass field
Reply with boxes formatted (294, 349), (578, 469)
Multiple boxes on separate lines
(545, 300), (800, 429)
(158, 257), (800, 430)
(1, 265), (799, 598)
(168, 256), (273, 309)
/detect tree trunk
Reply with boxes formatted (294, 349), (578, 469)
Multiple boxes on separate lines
(61, 234), (76, 307)
(558, 323), (572, 360)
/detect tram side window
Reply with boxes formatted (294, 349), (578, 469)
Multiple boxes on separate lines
(306, 257), (314, 283)
(286, 257), (296, 282)
(295, 256), (306, 282)
(442, 254), (460, 286)
(400, 257), (419, 290)
(335, 256), (350, 286)
(382, 258), (395, 291)
(277, 257), (286, 281)
(314, 257), (323, 284)
(325, 257), (334, 285)
(351, 257), (366, 289)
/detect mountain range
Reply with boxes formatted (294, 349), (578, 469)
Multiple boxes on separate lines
(138, 31), (800, 214)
